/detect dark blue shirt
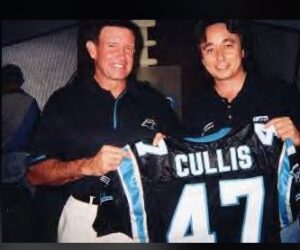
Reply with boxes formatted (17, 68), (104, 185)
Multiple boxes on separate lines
(28, 77), (181, 196)
(183, 71), (300, 137)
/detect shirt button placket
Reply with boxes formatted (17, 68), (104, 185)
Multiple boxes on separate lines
(227, 103), (232, 120)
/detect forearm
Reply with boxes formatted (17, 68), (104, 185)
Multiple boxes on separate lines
(26, 158), (86, 186)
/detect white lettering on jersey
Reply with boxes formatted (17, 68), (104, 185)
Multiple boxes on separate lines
(135, 139), (168, 157)
(237, 146), (252, 169)
(174, 145), (253, 177)
(254, 123), (277, 146)
(175, 154), (189, 177)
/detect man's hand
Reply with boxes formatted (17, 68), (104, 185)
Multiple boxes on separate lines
(81, 145), (130, 176)
(152, 132), (166, 146)
(81, 133), (167, 177)
(266, 117), (300, 146)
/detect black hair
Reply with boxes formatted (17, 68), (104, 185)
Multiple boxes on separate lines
(194, 20), (252, 71)
(77, 20), (144, 81)
(2, 64), (25, 87)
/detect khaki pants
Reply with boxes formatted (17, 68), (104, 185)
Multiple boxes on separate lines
(57, 195), (134, 242)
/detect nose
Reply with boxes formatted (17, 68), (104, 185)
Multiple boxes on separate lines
(216, 48), (225, 61)
(118, 46), (130, 57)
(115, 47), (126, 58)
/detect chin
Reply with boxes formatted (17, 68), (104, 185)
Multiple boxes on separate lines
(110, 73), (129, 80)
(213, 74), (231, 80)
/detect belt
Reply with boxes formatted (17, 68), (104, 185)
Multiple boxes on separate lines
(72, 193), (100, 205)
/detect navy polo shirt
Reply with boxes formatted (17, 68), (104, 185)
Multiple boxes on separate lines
(28, 77), (181, 196)
(184, 71), (300, 137)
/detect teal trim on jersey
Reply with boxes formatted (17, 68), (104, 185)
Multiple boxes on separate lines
(184, 128), (231, 143)
(278, 139), (294, 228)
(113, 91), (126, 130)
(118, 146), (149, 242)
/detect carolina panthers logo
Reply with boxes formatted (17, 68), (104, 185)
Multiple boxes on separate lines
(202, 122), (215, 136)
(141, 118), (157, 131)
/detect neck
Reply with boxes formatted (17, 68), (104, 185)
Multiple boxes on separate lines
(94, 75), (127, 99)
(214, 70), (247, 102)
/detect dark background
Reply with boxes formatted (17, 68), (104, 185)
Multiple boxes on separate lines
(2, 20), (300, 120)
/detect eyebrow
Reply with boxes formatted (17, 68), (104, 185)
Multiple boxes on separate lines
(223, 38), (236, 44)
(201, 38), (236, 50)
(201, 42), (213, 51)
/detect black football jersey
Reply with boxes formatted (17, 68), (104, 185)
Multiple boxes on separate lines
(94, 123), (300, 242)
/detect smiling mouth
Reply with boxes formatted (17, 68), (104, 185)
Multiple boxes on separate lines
(216, 64), (228, 70)
(113, 63), (125, 69)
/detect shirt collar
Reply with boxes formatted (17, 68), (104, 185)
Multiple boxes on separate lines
(80, 77), (129, 100)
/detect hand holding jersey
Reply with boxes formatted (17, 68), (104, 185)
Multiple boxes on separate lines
(81, 132), (166, 176)
(79, 145), (130, 176)
(266, 117), (300, 146)
(94, 122), (300, 242)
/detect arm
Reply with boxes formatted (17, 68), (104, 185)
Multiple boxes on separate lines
(26, 145), (130, 186)
(26, 158), (85, 186)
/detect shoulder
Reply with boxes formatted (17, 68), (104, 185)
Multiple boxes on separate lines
(128, 80), (167, 102)
(249, 71), (297, 95)
(3, 91), (36, 110)
(43, 81), (82, 111)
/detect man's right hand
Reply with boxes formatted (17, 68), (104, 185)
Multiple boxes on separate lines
(80, 145), (130, 176)
(26, 145), (130, 186)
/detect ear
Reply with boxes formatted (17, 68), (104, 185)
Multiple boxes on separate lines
(242, 49), (245, 58)
(201, 56), (206, 67)
(86, 41), (97, 59)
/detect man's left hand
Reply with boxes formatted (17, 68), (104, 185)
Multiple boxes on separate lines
(266, 117), (300, 146)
